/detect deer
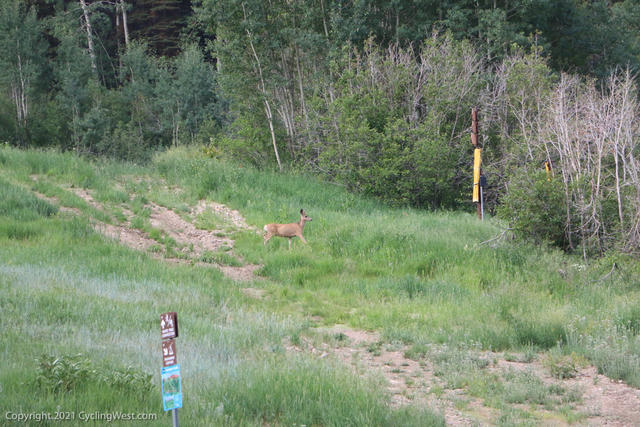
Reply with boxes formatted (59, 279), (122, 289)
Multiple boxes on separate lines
(263, 209), (312, 249)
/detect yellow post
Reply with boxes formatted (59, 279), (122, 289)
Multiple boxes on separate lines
(545, 160), (552, 181)
(473, 148), (482, 203)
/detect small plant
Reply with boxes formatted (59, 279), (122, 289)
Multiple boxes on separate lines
(334, 332), (347, 342)
(130, 216), (145, 230)
(35, 354), (154, 394)
(290, 331), (302, 347)
(542, 351), (581, 379)
(148, 227), (162, 241)
(149, 244), (163, 253)
(36, 354), (93, 393)
(109, 366), (155, 393)
(200, 250), (243, 267)
(405, 343), (429, 360)
(367, 341), (382, 357)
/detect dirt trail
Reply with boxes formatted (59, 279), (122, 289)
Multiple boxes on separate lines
(36, 183), (262, 282)
(147, 202), (235, 254)
(289, 325), (640, 426)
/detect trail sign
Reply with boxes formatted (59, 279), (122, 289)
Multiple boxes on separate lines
(162, 339), (178, 367)
(161, 312), (178, 340)
(160, 311), (182, 426)
(161, 364), (183, 411)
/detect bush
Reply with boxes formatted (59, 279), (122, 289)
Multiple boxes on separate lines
(497, 170), (568, 249)
(35, 354), (154, 394)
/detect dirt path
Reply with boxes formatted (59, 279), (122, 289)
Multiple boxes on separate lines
(288, 325), (640, 426)
(34, 182), (262, 282)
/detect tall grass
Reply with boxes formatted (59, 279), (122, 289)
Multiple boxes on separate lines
(1, 145), (639, 425)
(149, 148), (640, 384)
(0, 146), (446, 424)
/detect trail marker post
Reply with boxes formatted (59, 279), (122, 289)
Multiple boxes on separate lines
(471, 107), (483, 220)
(160, 312), (181, 427)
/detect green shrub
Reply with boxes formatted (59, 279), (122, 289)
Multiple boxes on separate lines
(497, 170), (567, 249)
(541, 350), (583, 379)
(35, 354), (154, 394)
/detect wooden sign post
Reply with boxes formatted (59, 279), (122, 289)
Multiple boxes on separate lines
(160, 312), (181, 427)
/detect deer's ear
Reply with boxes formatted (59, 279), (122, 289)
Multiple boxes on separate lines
(300, 209), (304, 214)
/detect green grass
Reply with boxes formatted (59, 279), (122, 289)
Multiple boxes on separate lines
(1, 145), (639, 424)
(0, 147), (446, 425)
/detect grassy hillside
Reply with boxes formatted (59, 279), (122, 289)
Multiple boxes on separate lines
(1, 146), (639, 425)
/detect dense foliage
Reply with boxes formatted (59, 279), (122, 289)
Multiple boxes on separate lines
(2, 0), (640, 255)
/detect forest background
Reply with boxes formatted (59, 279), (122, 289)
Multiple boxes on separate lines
(2, 0), (640, 257)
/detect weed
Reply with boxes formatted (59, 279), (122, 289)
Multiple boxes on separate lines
(334, 332), (347, 342)
(405, 343), (429, 360)
(542, 351), (582, 379)
(200, 250), (243, 267)
(367, 341), (383, 356)
(36, 354), (153, 395)
(36, 354), (93, 393)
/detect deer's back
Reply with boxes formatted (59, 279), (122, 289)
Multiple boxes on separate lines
(264, 222), (300, 237)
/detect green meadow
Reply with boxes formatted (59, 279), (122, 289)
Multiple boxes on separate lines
(1, 146), (639, 425)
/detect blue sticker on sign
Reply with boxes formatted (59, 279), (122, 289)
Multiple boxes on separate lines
(161, 364), (183, 411)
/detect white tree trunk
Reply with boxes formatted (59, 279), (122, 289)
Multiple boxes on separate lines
(79, 0), (97, 75)
(119, 0), (130, 48)
(242, 3), (282, 170)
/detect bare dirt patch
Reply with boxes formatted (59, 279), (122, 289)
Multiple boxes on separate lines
(39, 185), (262, 282)
(194, 200), (256, 231)
(148, 202), (235, 255)
(94, 222), (157, 252)
(486, 357), (640, 426)
(287, 326), (477, 425)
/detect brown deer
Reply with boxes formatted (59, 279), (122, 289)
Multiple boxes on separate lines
(263, 209), (312, 249)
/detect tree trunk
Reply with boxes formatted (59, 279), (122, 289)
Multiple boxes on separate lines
(119, 0), (130, 48)
(242, 3), (282, 170)
(79, 0), (97, 76)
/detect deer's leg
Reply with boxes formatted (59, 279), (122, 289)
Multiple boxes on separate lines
(264, 233), (272, 245)
(288, 238), (292, 250)
(297, 233), (307, 244)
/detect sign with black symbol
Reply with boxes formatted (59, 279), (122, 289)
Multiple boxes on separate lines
(162, 339), (178, 367)
(161, 312), (178, 340)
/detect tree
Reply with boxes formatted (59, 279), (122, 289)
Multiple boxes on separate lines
(118, 0), (130, 49)
(78, 0), (98, 75)
(51, 14), (94, 150)
(0, 0), (48, 146)
(154, 43), (220, 146)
